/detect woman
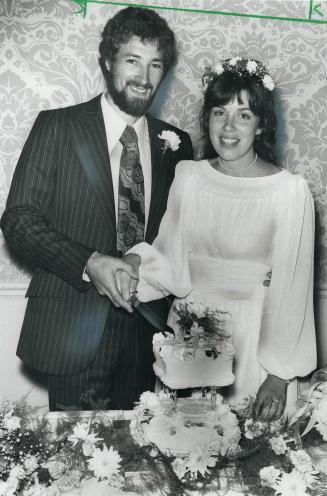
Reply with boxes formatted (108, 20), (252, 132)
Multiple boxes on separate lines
(125, 57), (316, 421)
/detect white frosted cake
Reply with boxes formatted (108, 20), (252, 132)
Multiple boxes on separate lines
(153, 333), (234, 389)
(130, 391), (241, 460)
(152, 301), (235, 389)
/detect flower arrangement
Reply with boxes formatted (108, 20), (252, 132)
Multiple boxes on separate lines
(157, 130), (181, 152)
(202, 57), (275, 93)
(1, 384), (327, 496)
(130, 390), (327, 495)
(0, 398), (138, 496)
(130, 390), (241, 478)
(256, 381), (327, 495)
(173, 301), (231, 344)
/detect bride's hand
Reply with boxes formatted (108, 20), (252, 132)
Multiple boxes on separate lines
(253, 374), (288, 421)
(311, 366), (327, 385)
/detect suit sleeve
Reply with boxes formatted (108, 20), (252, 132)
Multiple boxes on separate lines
(0, 111), (95, 292)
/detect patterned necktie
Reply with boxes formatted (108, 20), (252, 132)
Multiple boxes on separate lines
(117, 125), (145, 255)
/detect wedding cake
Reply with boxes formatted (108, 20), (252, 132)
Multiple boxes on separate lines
(152, 301), (235, 389)
(130, 391), (241, 460)
(130, 304), (239, 481)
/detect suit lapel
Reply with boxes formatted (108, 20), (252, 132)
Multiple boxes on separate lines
(70, 95), (116, 229)
(146, 115), (173, 243)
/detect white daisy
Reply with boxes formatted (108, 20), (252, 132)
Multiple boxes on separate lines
(275, 470), (308, 496)
(185, 447), (217, 477)
(87, 445), (122, 480)
(68, 422), (102, 446)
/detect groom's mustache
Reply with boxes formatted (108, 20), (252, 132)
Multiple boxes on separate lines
(127, 80), (153, 91)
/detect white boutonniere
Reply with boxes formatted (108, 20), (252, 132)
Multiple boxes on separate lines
(158, 130), (181, 152)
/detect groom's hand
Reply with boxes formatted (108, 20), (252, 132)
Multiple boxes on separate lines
(85, 252), (139, 313)
(118, 253), (141, 304)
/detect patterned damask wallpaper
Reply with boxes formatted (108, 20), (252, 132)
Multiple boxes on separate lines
(1, 0), (327, 287)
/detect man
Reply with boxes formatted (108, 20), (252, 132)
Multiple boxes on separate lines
(1, 7), (193, 411)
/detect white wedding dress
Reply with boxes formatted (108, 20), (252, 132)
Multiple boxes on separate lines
(131, 160), (316, 409)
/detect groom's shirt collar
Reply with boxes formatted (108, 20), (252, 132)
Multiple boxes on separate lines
(101, 92), (147, 153)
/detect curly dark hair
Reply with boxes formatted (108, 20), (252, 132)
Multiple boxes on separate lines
(200, 59), (277, 165)
(99, 7), (177, 78)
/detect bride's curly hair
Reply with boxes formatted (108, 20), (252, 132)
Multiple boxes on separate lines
(199, 62), (278, 165)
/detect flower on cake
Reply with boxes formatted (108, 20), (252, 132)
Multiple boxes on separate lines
(87, 445), (122, 481)
(187, 302), (206, 319)
(181, 349), (193, 361)
(173, 300), (232, 345)
(172, 458), (188, 480)
(139, 391), (161, 409)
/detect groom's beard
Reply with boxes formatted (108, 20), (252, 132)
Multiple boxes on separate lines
(105, 73), (156, 117)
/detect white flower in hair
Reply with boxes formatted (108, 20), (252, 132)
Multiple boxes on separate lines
(229, 56), (242, 66)
(246, 60), (257, 74)
(263, 74), (275, 90)
(214, 62), (224, 75)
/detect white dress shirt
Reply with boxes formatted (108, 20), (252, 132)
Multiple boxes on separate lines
(100, 93), (152, 229)
(82, 94), (152, 280)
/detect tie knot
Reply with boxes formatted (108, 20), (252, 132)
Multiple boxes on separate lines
(120, 125), (138, 146)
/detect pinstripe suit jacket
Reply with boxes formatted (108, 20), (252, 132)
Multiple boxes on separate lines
(1, 94), (194, 375)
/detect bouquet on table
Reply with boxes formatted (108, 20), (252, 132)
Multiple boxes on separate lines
(0, 398), (137, 496)
(1, 383), (327, 495)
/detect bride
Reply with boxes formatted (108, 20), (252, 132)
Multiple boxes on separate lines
(123, 57), (316, 421)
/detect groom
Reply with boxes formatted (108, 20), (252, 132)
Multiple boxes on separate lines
(1, 7), (193, 410)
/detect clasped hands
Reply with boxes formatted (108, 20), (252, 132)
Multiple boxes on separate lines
(86, 252), (289, 420)
(85, 252), (141, 313)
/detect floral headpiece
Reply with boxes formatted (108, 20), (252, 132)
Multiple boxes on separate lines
(202, 57), (275, 92)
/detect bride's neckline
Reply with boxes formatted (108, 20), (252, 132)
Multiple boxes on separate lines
(205, 159), (285, 181)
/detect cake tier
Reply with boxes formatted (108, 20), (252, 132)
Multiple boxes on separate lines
(153, 334), (234, 389)
(131, 394), (241, 459)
